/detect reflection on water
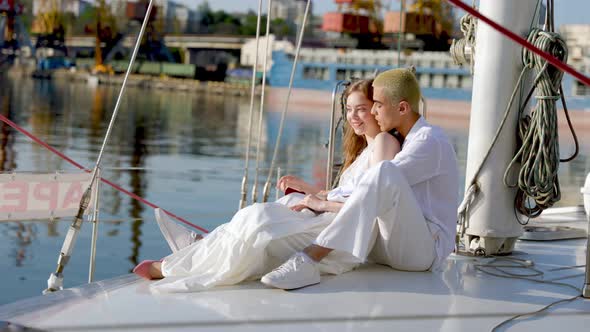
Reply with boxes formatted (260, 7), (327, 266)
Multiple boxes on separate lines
(0, 81), (16, 171)
(0, 75), (588, 305)
(128, 110), (148, 268)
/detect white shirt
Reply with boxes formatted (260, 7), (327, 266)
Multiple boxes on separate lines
(390, 117), (459, 266)
(327, 143), (373, 203)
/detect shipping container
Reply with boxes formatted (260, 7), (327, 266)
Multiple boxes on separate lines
(125, 2), (158, 22)
(383, 11), (436, 35)
(322, 12), (371, 34)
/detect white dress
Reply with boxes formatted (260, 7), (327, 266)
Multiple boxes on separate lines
(152, 145), (373, 292)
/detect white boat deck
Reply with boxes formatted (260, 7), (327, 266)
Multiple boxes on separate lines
(1, 208), (589, 331)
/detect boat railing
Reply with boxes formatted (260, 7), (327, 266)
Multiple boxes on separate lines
(326, 80), (350, 190)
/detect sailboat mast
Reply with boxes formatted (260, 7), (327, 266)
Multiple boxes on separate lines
(462, 0), (538, 255)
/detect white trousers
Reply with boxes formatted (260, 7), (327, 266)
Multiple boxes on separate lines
(315, 161), (436, 272)
(265, 194), (361, 275)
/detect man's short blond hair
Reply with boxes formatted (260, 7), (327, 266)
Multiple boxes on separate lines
(373, 68), (421, 113)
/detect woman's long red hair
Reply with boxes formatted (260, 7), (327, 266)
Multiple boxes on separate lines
(341, 79), (373, 173)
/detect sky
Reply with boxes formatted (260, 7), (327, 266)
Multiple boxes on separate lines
(174, 0), (590, 27)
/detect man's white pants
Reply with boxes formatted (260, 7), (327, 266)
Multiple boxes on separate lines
(315, 161), (436, 272)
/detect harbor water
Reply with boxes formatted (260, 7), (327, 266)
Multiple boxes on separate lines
(0, 76), (588, 305)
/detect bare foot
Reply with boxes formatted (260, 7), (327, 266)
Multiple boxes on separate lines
(149, 262), (164, 279)
(133, 260), (159, 279)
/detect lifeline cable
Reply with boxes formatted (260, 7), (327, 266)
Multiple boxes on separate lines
(0, 113), (208, 234)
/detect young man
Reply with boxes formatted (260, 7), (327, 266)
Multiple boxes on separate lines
(261, 68), (460, 290)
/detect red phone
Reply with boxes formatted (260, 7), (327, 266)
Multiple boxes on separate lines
(285, 187), (305, 195)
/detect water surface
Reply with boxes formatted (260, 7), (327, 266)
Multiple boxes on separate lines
(0, 76), (588, 305)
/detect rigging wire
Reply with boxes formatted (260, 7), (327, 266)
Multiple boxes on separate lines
(251, 0), (273, 204)
(239, 0), (264, 210)
(261, 0), (312, 203)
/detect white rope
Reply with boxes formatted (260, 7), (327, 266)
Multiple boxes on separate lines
(504, 28), (568, 218)
(475, 257), (584, 331)
(239, 0), (264, 210)
(251, 0), (273, 204)
(261, 0), (312, 203)
(450, 9), (477, 72)
(492, 295), (580, 331)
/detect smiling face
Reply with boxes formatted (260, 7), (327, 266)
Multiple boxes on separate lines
(346, 91), (380, 138)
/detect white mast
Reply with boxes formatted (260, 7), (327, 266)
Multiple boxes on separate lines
(463, 0), (538, 255)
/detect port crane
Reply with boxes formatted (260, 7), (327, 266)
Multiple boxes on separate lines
(322, 0), (454, 50)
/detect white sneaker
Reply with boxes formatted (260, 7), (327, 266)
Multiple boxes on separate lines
(155, 208), (200, 253)
(261, 252), (320, 290)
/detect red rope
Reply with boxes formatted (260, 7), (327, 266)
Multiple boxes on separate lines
(447, 0), (590, 88)
(0, 113), (209, 233)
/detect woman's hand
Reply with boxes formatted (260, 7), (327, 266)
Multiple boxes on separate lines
(277, 175), (319, 195)
(290, 194), (325, 213)
(315, 190), (329, 200)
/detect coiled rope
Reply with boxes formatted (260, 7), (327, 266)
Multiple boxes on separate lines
(450, 5), (477, 72)
(504, 28), (577, 219)
(457, 27), (579, 241)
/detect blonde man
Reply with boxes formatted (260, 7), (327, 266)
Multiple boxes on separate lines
(262, 68), (460, 289)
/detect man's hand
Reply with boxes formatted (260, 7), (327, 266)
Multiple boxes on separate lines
(290, 194), (325, 213)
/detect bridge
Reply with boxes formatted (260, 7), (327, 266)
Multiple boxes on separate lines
(27, 34), (254, 69)
(62, 34), (253, 51)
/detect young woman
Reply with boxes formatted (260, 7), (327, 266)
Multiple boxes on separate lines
(134, 79), (401, 292)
